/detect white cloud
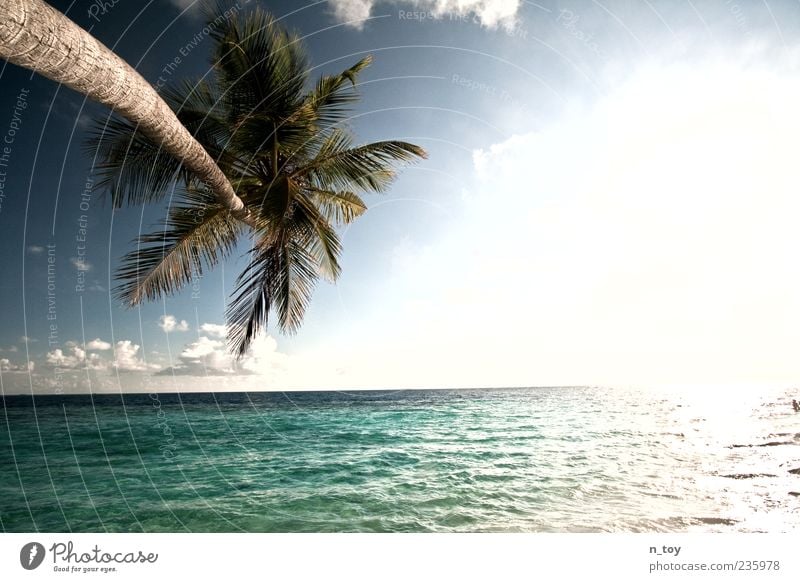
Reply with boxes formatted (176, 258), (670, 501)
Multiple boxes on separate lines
(158, 315), (190, 333)
(0, 358), (34, 372)
(173, 335), (234, 374)
(27, 245), (44, 254)
(239, 335), (290, 376)
(113, 340), (155, 372)
(70, 257), (92, 272)
(364, 56), (800, 388)
(86, 338), (112, 351)
(158, 335), (234, 376)
(181, 336), (225, 360)
(328, 0), (520, 29)
(329, 0), (372, 24)
(45, 345), (103, 370)
(19, 336), (36, 343)
(43, 340), (153, 373)
(157, 334), (288, 378)
(199, 323), (227, 338)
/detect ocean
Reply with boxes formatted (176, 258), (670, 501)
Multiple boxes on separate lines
(1, 386), (798, 532)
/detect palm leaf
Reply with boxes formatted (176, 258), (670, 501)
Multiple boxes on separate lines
(309, 187), (367, 225)
(84, 115), (188, 207)
(226, 232), (318, 356)
(296, 134), (427, 192)
(305, 56), (372, 126)
(208, 6), (308, 123)
(292, 192), (342, 281)
(115, 189), (243, 305)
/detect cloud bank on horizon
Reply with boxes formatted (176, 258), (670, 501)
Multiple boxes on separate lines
(0, 323), (296, 393)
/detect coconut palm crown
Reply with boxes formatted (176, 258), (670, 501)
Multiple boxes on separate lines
(87, 6), (426, 357)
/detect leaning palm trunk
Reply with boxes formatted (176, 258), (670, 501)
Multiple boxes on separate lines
(0, 0), (249, 220)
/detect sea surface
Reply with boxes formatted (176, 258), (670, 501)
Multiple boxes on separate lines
(1, 386), (798, 532)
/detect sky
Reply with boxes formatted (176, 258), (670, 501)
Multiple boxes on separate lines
(1, 0), (800, 393)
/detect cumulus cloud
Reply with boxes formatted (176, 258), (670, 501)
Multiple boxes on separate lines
(171, 335), (235, 375)
(43, 340), (154, 373)
(329, 0), (372, 24)
(156, 335), (234, 376)
(70, 257), (92, 272)
(158, 334), (288, 377)
(199, 323), (227, 338)
(112, 340), (156, 372)
(45, 345), (103, 370)
(238, 335), (289, 376)
(86, 338), (112, 351)
(159, 315), (190, 333)
(0, 358), (34, 372)
(328, 0), (520, 29)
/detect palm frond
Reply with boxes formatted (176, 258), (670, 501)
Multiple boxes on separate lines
(115, 189), (243, 305)
(306, 56), (372, 126)
(308, 187), (367, 225)
(296, 132), (427, 192)
(226, 232), (318, 356)
(292, 192), (342, 281)
(208, 6), (308, 123)
(245, 175), (295, 230)
(244, 178), (342, 281)
(84, 115), (188, 207)
(271, 238), (318, 333)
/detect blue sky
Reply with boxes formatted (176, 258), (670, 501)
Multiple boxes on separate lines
(1, 0), (800, 393)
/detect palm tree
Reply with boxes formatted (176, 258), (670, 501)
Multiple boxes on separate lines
(88, 5), (426, 356)
(0, 0), (249, 218)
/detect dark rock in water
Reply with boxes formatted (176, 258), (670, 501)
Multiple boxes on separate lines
(721, 473), (777, 479)
(694, 517), (738, 525)
(789, 467), (800, 475)
(729, 441), (795, 449)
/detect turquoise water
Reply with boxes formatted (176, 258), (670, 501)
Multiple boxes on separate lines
(1, 387), (798, 532)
